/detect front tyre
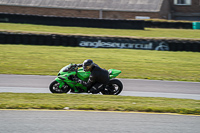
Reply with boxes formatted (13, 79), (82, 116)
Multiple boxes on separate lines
(49, 80), (70, 93)
(101, 79), (123, 95)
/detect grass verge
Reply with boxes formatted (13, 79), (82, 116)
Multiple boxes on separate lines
(0, 44), (200, 82)
(0, 22), (200, 40)
(0, 93), (199, 115)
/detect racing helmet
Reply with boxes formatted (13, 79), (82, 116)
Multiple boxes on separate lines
(83, 59), (94, 71)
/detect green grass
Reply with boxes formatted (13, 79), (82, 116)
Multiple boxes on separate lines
(0, 93), (199, 115)
(0, 22), (200, 39)
(0, 44), (200, 82)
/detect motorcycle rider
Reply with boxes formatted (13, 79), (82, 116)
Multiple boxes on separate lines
(72, 59), (109, 94)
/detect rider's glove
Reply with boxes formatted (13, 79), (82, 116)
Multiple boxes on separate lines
(73, 77), (83, 84)
(77, 79), (82, 84)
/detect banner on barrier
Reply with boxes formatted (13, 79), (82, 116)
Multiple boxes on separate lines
(78, 39), (169, 51)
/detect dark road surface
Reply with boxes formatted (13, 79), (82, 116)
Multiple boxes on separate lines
(0, 74), (200, 99)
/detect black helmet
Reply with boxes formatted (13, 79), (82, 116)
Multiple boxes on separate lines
(83, 59), (94, 71)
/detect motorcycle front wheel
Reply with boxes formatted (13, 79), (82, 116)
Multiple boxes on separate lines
(101, 79), (123, 95)
(49, 80), (70, 93)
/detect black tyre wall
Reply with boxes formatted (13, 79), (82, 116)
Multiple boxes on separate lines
(0, 32), (199, 52)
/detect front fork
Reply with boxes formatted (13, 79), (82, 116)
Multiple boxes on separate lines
(55, 78), (65, 89)
(55, 77), (81, 93)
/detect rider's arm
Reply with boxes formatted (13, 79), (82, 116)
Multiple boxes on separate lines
(74, 75), (95, 88)
(81, 75), (95, 88)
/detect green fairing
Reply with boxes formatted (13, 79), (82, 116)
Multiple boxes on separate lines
(108, 69), (121, 79)
(76, 67), (91, 81)
(55, 64), (121, 93)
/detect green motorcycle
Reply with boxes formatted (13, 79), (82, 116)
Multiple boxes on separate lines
(49, 64), (123, 95)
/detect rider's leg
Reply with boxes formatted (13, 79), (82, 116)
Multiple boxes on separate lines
(88, 83), (103, 94)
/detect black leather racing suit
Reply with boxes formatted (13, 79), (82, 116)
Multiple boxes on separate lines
(78, 64), (110, 93)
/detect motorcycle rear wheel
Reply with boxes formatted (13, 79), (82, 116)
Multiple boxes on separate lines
(101, 79), (123, 95)
(49, 80), (70, 93)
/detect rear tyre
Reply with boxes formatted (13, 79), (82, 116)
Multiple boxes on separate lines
(101, 79), (123, 95)
(49, 80), (70, 93)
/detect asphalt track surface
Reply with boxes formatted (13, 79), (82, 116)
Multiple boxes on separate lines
(1, 110), (200, 133)
(0, 74), (200, 99)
